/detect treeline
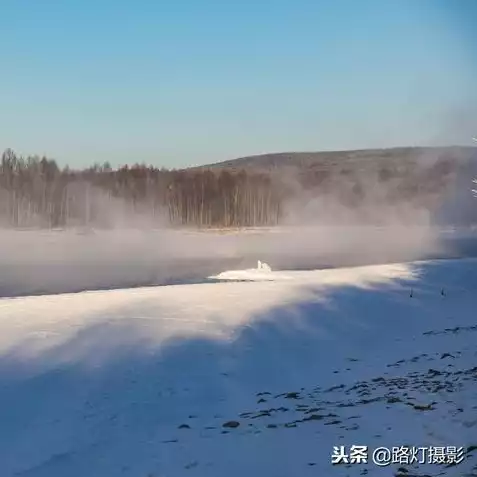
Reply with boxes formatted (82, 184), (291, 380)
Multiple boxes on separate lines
(0, 147), (469, 228)
(0, 149), (283, 228)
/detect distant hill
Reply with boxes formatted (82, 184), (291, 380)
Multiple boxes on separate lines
(196, 146), (477, 172)
(190, 146), (477, 226)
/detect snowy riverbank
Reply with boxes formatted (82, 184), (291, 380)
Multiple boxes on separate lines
(0, 258), (476, 476)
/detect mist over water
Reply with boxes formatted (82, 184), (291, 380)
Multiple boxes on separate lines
(0, 223), (475, 298)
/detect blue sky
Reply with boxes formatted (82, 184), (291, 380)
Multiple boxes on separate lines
(0, 0), (476, 168)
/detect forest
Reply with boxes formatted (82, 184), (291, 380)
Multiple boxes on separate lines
(0, 147), (475, 229)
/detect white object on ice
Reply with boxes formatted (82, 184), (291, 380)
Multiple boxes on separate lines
(257, 260), (272, 272)
(211, 260), (283, 281)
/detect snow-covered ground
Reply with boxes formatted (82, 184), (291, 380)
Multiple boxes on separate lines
(1, 258), (476, 476)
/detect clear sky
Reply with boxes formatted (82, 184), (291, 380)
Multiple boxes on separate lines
(0, 0), (476, 168)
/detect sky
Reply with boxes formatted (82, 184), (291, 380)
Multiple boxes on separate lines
(0, 0), (476, 168)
